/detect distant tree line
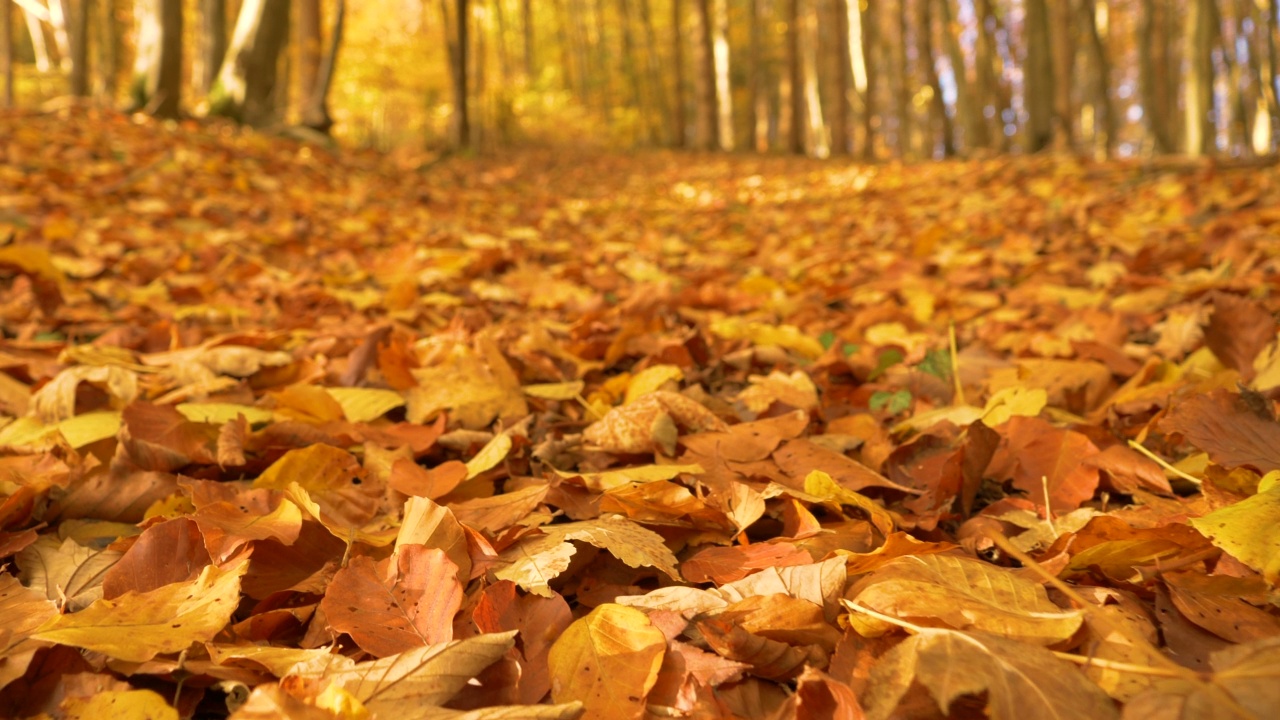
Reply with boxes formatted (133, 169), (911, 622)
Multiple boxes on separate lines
(2, 0), (1278, 158)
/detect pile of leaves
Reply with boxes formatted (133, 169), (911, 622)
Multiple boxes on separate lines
(1, 107), (1279, 719)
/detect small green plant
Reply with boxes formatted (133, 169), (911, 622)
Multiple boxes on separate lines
(870, 389), (913, 414)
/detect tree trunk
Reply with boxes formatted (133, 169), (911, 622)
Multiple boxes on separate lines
(859, 0), (876, 159)
(1138, 0), (1174, 152)
(832, 0), (851, 155)
(1184, 0), (1214, 155)
(199, 0), (227, 94)
(1024, 0), (1054, 152)
(1253, 0), (1278, 152)
(671, 0), (687, 146)
(1081, 0), (1113, 157)
(130, 0), (183, 118)
(49, 0), (71, 71)
(800, 0), (826, 155)
(1, 0), (12, 107)
(918, 0), (953, 156)
(449, 0), (470, 146)
(787, 0), (803, 153)
(694, 0), (717, 149)
(68, 0), (90, 96)
(711, 0), (732, 150)
(1049, 0), (1074, 146)
(296, 0), (321, 116)
(301, 0), (342, 132)
(938, 0), (981, 151)
(893, 0), (911, 156)
(748, 0), (762, 150)
(22, 8), (50, 73)
(618, 0), (647, 139)
(590, 0), (612, 114)
(208, 0), (290, 126)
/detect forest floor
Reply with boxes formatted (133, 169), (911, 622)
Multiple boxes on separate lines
(1, 107), (1279, 719)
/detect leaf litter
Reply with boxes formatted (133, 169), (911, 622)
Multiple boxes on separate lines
(1, 108), (1280, 718)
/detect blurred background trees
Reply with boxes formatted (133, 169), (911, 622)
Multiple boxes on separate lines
(2, 0), (1279, 159)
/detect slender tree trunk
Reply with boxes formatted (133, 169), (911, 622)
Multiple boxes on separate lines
(1270, 0), (1280, 134)
(1024, 0), (1054, 151)
(208, 0), (291, 126)
(894, 0), (911, 156)
(694, 0), (717, 148)
(68, 0), (90, 96)
(1079, 0), (1112, 156)
(1049, 0), (1074, 146)
(918, 0), (952, 156)
(1184, 0), (1215, 155)
(49, 0), (71, 71)
(1138, 0), (1173, 152)
(450, 0), (470, 146)
(672, 0), (687, 146)
(639, 0), (668, 142)
(22, 8), (50, 73)
(131, 0), (183, 118)
(296, 0), (321, 119)
(1, 0), (12, 107)
(590, 0), (612, 114)
(787, 0), (804, 153)
(551, 0), (575, 94)
(938, 0), (981, 151)
(832, 0), (851, 155)
(199, 0), (227, 94)
(711, 0), (732, 149)
(859, 0), (876, 159)
(301, 0), (341, 132)
(618, 0), (645, 134)
(748, 0), (765, 150)
(1253, 0), (1278, 152)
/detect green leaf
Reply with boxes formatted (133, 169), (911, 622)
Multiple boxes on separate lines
(841, 342), (859, 357)
(870, 389), (912, 415)
(819, 330), (837, 351)
(869, 349), (904, 381)
(918, 348), (952, 381)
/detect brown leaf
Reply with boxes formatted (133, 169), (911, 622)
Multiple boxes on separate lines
(1160, 389), (1280, 473)
(1203, 292), (1276, 380)
(320, 546), (462, 657)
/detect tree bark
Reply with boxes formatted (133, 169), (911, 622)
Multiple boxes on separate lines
(787, 0), (803, 153)
(301, 0), (342, 132)
(1, 0), (12, 107)
(22, 8), (50, 73)
(1138, 0), (1174, 152)
(938, 0), (982, 151)
(711, 0), (732, 150)
(296, 0), (321, 115)
(918, 0), (953, 156)
(1081, 0), (1113, 156)
(671, 0), (687, 146)
(448, 0), (470, 146)
(694, 0), (717, 149)
(208, 0), (290, 126)
(1024, 0), (1054, 152)
(859, 0), (876, 159)
(199, 0), (227, 94)
(832, 0), (851, 155)
(893, 0), (911, 157)
(1049, 0), (1075, 146)
(68, 0), (90, 96)
(1184, 0), (1214, 155)
(130, 0), (183, 118)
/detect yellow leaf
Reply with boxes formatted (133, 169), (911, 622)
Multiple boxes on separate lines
(56, 410), (122, 448)
(325, 387), (406, 423)
(981, 386), (1048, 427)
(552, 516), (682, 580)
(175, 402), (274, 425)
(283, 483), (399, 547)
(0, 416), (60, 452)
(553, 463), (704, 492)
(624, 365), (684, 404)
(523, 380), (585, 400)
(1189, 487), (1280, 584)
(33, 559), (248, 663)
(465, 432), (513, 479)
(62, 689), (178, 720)
(862, 628), (1118, 720)
(847, 554), (1083, 645)
(803, 470), (895, 536)
(548, 604), (665, 720)
(255, 443), (360, 494)
(709, 317), (825, 359)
